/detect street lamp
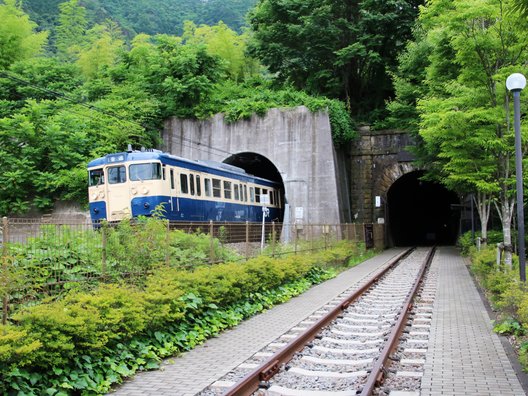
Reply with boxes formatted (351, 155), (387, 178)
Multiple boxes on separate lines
(506, 72), (527, 282)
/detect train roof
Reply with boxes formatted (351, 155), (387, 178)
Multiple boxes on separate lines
(87, 149), (280, 185)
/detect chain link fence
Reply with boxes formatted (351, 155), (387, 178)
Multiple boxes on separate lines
(1, 216), (384, 323)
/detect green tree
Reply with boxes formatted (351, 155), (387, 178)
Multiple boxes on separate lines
(410, 0), (528, 265)
(183, 21), (259, 82)
(0, 0), (47, 70)
(248, 0), (421, 121)
(77, 21), (125, 79)
(55, 0), (88, 61)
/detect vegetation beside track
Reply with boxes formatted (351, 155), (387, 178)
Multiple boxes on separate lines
(0, 226), (372, 395)
(460, 231), (528, 371)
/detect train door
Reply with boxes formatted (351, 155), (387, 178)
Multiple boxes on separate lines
(105, 164), (131, 220)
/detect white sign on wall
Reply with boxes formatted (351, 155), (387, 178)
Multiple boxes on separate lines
(295, 207), (304, 220)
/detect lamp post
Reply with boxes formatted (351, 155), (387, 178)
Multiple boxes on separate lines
(506, 72), (527, 282)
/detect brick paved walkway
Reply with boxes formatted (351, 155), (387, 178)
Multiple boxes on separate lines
(421, 246), (525, 396)
(111, 249), (404, 395)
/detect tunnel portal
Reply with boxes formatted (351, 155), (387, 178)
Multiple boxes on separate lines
(224, 152), (282, 183)
(387, 171), (459, 246)
(224, 152), (285, 222)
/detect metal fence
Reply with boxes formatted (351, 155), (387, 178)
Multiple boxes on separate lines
(1, 217), (383, 323)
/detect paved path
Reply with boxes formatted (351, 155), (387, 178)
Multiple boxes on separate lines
(111, 247), (527, 396)
(111, 249), (404, 395)
(421, 246), (525, 396)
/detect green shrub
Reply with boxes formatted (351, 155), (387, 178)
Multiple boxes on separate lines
(458, 230), (504, 256)
(1, 241), (362, 394)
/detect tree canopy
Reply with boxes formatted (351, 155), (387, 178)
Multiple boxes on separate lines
(247, 0), (422, 122)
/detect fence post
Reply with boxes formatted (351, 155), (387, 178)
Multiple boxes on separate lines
(245, 221), (250, 260)
(294, 227), (298, 255)
(272, 221), (276, 257)
(101, 223), (107, 277)
(165, 220), (170, 266)
(209, 220), (215, 264)
(2, 217), (9, 325)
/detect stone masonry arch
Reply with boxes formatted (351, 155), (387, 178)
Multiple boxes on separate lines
(375, 162), (418, 206)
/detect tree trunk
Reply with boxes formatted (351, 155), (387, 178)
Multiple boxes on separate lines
(497, 198), (515, 269)
(475, 192), (491, 248)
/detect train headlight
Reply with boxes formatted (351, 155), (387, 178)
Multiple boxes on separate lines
(92, 193), (98, 200)
(142, 187), (149, 194)
(98, 191), (105, 199)
(131, 187), (137, 195)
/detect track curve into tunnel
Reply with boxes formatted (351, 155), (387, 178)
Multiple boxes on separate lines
(387, 171), (460, 246)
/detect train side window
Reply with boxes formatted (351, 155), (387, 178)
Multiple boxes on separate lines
(180, 174), (189, 194)
(255, 187), (261, 203)
(190, 174), (195, 195)
(249, 187), (255, 203)
(170, 169), (175, 189)
(89, 168), (105, 186)
(224, 181), (232, 199)
(244, 185), (248, 202)
(196, 175), (201, 196)
(108, 166), (126, 184)
(204, 178), (212, 197)
(269, 189), (274, 205)
(212, 178), (221, 198)
(234, 184), (240, 201)
(162, 165), (166, 180)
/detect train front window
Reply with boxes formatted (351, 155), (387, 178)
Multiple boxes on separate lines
(89, 168), (105, 186)
(108, 166), (126, 184)
(129, 163), (162, 181)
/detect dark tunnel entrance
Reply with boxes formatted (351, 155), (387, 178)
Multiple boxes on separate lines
(223, 152), (285, 221)
(387, 171), (460, 246)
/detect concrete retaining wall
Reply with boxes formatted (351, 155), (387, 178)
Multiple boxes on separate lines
(163, 106), (345, 228)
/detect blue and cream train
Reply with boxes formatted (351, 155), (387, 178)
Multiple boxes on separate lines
(88, 149), (283, 223)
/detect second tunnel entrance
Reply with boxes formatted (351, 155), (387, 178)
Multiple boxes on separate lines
(387, 171), (460, 246)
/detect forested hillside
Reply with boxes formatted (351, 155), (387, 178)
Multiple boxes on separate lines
(22, 0), (257, 36)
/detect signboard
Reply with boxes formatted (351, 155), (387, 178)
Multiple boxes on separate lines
(295, 207), (304, 220)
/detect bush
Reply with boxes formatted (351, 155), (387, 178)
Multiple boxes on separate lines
(1, 241), (362, 395)
(458, 229), (503, 256)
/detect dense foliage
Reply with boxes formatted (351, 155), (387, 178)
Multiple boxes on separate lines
(0, 0), (355, 216)
(247, 0), (422, 122)
(22, 0), (258, 37)
(1, 238), (364, 394)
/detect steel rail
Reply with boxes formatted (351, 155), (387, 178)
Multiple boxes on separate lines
(223, 247), (414, 396)
(359, 246), (436, 396)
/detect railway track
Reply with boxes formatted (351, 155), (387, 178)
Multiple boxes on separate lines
(199, 247), (437, 396)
